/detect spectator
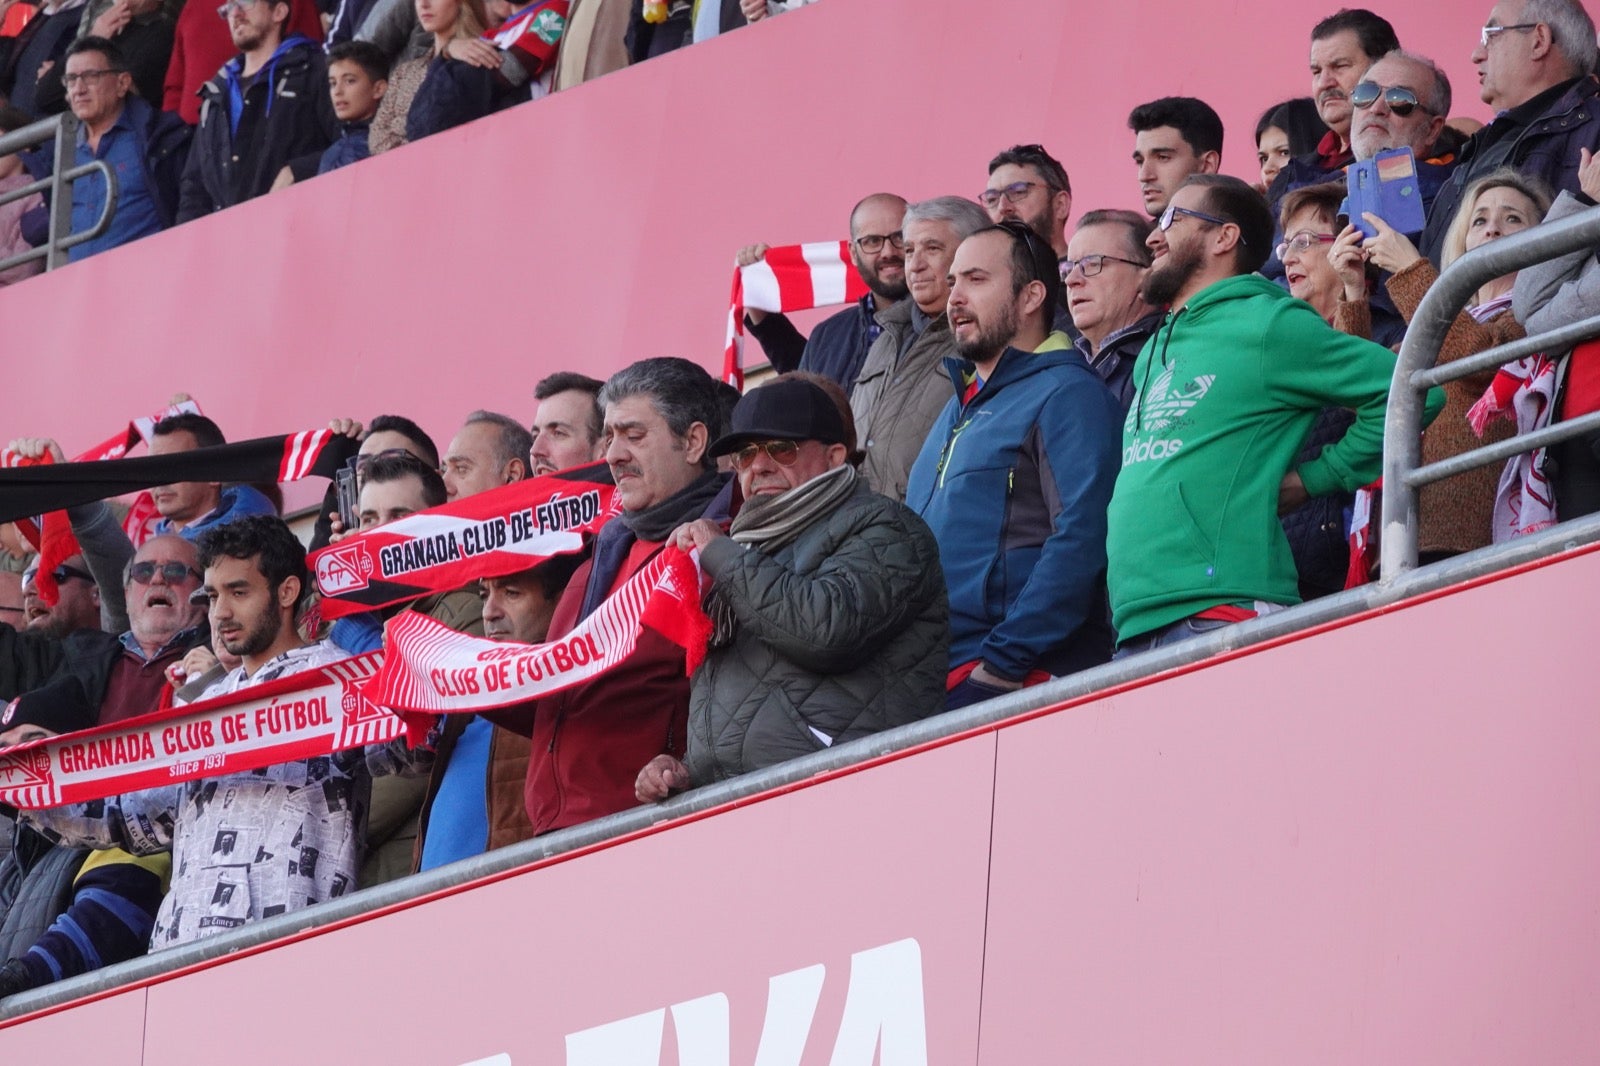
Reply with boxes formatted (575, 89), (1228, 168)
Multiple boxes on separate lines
(18, 554), (101, 638)
(1420, 0), (1600, 263)
(908, 222), (1122, 709)
(1063, 209), (1160, 411)
(309, 412), (439, 550)
(276, 39), (389, 186)
(550, 0), (628, 91)
(163, 0), (324, 125)
(981, 143), (1077, 334)
(175, 0), (335, 221)
(487, 357), (729, 835)
(1109, 175), (1442, 654)
(1284, 9), (1400, 187)
(529, 372), (604, 475)
(1128, 96), (1224, 257)
(0, 0), (91, 118)
(54, 36), (188, 263)
(20, 516), (361, 950)
(0, 696), (169, 1002)
(441, 409), (531, 500)
(1514, 150), (1600, 521)
(849, 195), (988, 503)
(740, 192), (910, 390)
(1358, 167), (1552, 556)
(32, 0), (174, 114)
(1283, 182), (1406, 346)
(367, 0), (510, 155)
(636, 375), (946, 799)
(147, 414), (277, 540)
(415, 554), (583, 870)
(1348, 50), (1461, 239)
(1255, 97), (1328, 192)
(0, 105), (44, 287)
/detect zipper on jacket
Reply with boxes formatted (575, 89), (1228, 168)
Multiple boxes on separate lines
(935, 419), (972, 491)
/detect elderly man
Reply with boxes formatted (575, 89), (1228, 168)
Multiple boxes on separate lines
(1349, 51), (1459, 216)
(908, 222), (1123, 710)
(850, 195), (991, 503)
(635, 376), (947, 799)
(490, 358), (729, 833)
(21, 516), (357, 950)
(441, 410), (532, 501)
(1420, 0), (1600, 262)
(1064, 209), (1161, 411)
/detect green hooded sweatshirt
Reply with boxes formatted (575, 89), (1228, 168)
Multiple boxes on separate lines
(1107, 274), (1442, 642)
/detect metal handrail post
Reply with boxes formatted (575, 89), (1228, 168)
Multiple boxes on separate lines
(44, 114), (75, 272)
(1379, 205), (1600, 581)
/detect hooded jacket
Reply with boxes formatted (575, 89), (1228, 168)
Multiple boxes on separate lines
(906, 344), (1122, 681)
(1108, 274), (1443, 642)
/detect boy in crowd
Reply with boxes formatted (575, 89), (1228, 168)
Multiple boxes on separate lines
(272, 40), (389, 188)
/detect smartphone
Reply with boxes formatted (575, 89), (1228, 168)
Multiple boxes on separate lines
(1342, 146), (1427, 239)
(335, 465), (359, 531)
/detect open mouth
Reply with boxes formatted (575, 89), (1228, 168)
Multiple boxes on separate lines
(145, 590), (176, 609)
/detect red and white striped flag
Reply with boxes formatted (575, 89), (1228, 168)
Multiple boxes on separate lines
(722, 241), (869, 388)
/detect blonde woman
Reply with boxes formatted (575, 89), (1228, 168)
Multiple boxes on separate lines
(369, 0), (505, 153)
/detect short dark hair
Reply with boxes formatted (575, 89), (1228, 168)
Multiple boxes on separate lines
(1075, 209), (1154, 265)
(152, 413), (225, 449)
(197, 514), (306, 594)
(0, 105), (34, 136)
(365, 414), (439, 469)
(327, 39), (390, 82)
(987, 143), (1071, 197)
(1255, 97), (1329, 158)
(597, 358), (722, 471)
(1127, 96), (1224, 158)
(65, 35), (125, 69)
(1182, 174), (1275, 275)
(1279, 181), (1346, 232)
(362, 452), (447, 507)
(510, 552), (586, 601)
(534, 372), (604, 441)
(1310, 8), (1400, 59)
(461, 410), (532, 478)
(987, 221), (1061, 324)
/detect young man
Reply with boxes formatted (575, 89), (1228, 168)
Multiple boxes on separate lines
(20, 516), (360, 950)
(1127, 96), (1224, 258)
(529, 372), (605, 476)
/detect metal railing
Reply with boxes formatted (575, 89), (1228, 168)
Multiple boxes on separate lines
(1381, 204), (1600, 578)
(0, 113), (118, 275)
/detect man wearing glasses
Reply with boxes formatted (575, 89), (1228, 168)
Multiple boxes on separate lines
(1063, 209), (1160, 411)
(635, 376), (946, 800)
(47, 36), (189, 263)
(1420, 0), (1600, 262)
(177, 0), (335, 221)
(1109, 175), (1442, 656)
(738, 192), (910, 392)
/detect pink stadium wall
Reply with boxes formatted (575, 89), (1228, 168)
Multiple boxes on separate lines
(2, 0), (1494, 459)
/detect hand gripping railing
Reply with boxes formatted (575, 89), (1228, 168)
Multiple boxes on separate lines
(0, 113), (118, 275)
(1380, 204), (1600, 579)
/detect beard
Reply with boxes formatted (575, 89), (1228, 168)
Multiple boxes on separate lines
(858, 255), (909, 302)
(1141, 235), (1203, 307)
(954, 298), (1020, 364)
(219, 609), (280, 658)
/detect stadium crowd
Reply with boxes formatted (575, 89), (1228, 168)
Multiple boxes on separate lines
(1, 0), (1600, 1006)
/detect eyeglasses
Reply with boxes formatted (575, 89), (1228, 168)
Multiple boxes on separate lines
(349, 447), (421, 480)
(63, 69), (120, 88)
(1480, 22), (1538, 47)
(854, 231), (903, 254)
(729, 440), (801, 471)
(51, 564), (94, 585)
(1350, 81), (1431, 117)
(216, 0), (264, 18)
(129, 561), (202, 585)
(1060, 253), (1147, 278)
(1275, 231), (1337, 259)
(1158, 202), (1243, 243)
(979, 181), (1042, 209)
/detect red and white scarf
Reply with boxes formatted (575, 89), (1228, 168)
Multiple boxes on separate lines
(1467, 352), (1559, 541)
(722, 241), (869, 387)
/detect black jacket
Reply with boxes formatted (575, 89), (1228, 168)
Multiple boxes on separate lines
(746, 294), (882, 392)
(177, 36), (336, 222)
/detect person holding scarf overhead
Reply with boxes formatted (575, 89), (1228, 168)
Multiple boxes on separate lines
(177, 0), (335, 220)
(635, 375), (947, 802)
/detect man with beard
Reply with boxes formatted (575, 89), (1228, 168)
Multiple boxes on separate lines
(906, 222), (1122, 710)
(634, 376), (947, 800)
(20, 515), (363, 950)
(850, 195), (990, 503)
(981, 143), (1077, 335)
(739, 192), (911, 392)
(1109, 175), (1443, 656)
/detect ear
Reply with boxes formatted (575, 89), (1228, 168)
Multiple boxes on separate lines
(1051, 188), (1072, 227)
(823, 443), (849, 469)
(682, 422), (710, 466)
(1017, 277), (1048, 320)
(1212, 222), (1243, 260)
(277, 574), (301, 611)
(372, 77), (388, 101)
(1198, 151), (1221, 175)
(115, 70), (133, 96)
(504, 456), (527, 484)
(1530, 22), (1554, 61)
(1422, 115), (1447, 155)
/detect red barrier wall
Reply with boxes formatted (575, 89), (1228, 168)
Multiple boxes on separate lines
(1, 0), (1490, 455)
(3, 539), (1598, 1063)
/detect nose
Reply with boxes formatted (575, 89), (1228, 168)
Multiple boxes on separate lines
(1471, 40), (1488, 64)
(482, 593), (504, 623)
(604, 435), (628, 464)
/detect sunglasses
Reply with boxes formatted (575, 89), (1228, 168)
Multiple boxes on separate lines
(1350, 80), (1432, 118)
(129, 561), (202, 585)
(730, 440), (801, 471)
(51, 564), (94, 585)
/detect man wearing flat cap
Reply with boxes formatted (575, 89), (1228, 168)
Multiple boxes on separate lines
(635, 374), (949, 801)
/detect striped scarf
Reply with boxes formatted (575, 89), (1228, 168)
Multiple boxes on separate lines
(722, 241), (869, 387)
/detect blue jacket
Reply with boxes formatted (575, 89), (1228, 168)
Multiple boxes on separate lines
(155, 485), (276, 542)
(318, 122), (372, 175)
(68, 96), (189, 262)
(905, 343), (1122, 680)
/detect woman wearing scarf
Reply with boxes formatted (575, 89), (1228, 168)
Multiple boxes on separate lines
(635, 375), (947, 801)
